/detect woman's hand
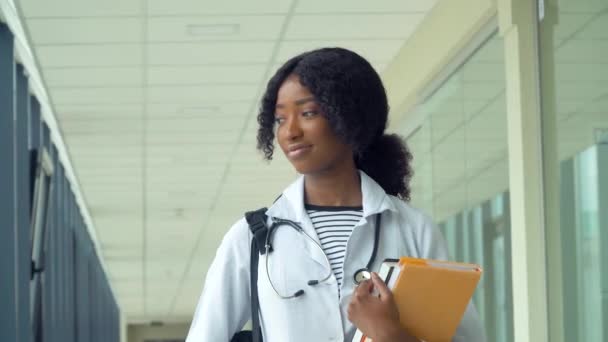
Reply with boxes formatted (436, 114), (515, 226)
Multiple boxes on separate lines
(347, 272), (418, 342)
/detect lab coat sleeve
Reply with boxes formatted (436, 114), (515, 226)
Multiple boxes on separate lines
(185, 218), (252, 342)
(417, 214), (487, 342)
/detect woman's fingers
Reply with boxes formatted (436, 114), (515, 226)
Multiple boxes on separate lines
(371, 272), (393, 302)
(355, 278), (374, 297)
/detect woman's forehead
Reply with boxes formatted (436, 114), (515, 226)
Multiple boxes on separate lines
(276, 76), (316, 106)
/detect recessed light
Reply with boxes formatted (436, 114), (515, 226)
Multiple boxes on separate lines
(186, 24), (240, 36)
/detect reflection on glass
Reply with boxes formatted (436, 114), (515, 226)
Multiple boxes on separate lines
(403, 33), (512, 341)
(540, 0), (608, 341)
(558, 145), (606, 342)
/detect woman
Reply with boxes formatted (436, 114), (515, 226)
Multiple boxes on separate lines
(186, 47), (485, 342)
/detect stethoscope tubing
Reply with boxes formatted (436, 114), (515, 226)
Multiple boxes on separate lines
(263, 214), (381, 299)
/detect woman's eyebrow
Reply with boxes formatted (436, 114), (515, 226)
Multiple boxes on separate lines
(276, 96), (316, 109)
(294, 97), (315, 105)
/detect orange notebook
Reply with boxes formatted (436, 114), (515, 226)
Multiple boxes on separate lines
(352, 257), (482, 342)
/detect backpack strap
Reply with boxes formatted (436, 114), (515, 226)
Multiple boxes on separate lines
(245, 208), (269, 342)
(246, 207), (272, 255)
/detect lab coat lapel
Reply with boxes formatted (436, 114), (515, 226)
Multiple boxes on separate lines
(359, 171), (398, 218)
(266, 175), (329, 270)
(265, 171), (399, 271)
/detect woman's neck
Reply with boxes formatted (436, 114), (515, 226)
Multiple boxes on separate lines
(304, 167), (362, 207)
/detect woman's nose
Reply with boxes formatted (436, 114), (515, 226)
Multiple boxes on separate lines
(285, 115), (303, 140)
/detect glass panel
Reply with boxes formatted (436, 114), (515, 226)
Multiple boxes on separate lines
(539, 0), (608, 340)
(401, 33), (512, 341)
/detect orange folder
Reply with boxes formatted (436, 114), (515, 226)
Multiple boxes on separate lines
(353, 257), (482, 342)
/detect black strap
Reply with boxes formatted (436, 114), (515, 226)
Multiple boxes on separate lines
(247, 207), (272, 255)
(244, 208), (268, 342)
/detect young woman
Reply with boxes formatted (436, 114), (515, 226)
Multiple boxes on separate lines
(186, 48), (485, 342)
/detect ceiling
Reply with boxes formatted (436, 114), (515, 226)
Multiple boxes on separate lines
(16, 0), (439, 323)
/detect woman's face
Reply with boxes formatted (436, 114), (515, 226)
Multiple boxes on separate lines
(274, 74), (353, 175)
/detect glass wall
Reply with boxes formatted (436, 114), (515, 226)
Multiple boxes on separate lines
(539, 0), (608, 341)
(402, 32), (512, 341)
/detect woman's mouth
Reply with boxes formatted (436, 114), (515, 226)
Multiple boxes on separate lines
(287, 145), (312, 159)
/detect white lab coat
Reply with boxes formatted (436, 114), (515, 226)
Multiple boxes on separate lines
(186, 170), (485, 342)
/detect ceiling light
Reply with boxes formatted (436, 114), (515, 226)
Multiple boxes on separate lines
(187, 24), (240, 36)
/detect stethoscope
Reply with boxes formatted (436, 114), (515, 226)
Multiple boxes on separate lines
(264, 214), (381, 299)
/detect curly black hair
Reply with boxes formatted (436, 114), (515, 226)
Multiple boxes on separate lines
(257, 47), (413, 201)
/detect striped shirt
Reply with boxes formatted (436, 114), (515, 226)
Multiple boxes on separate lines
(305, 204), (363, 293)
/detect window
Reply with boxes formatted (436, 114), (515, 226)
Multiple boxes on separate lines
(402, 32), (512, 341)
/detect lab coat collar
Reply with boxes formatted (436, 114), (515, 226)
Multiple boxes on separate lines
(266, 170), (398, 223)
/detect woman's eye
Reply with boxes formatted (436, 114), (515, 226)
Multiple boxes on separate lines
(302, 110), (317, 118)
(274, 117), (284, 125)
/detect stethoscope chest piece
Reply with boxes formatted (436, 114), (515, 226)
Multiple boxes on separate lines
(353, 268), (371, 285)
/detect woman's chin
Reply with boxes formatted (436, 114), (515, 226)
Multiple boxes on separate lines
(290, 162), (318, 175)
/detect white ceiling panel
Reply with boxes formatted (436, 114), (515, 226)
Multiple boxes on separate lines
(86, 190), (142, 204)
(146, 118), (245, 134)
(25, 18), (142, 44)
(97, 227), (143, 244)
(170, 279), (206, 316)
(146, 0), (293, 16)
(146, 219), (205, 235)
(146, 165), (227, 184)
(68, 145), (142, 157)
(275, 40), (403, 66)
(146, 243), (195, 262)
(64, 133), (142, 146)
(36, 44), (143, 68)
(61, 118), (141, 133)
(51, 86), (144, 105)
(295, 0), (437, 13)
(55, 104), (144, 119)
(147, 65), (266, 85)
(147, 101), (253, 118)
(112, 282), (145, 297)
(146, 145), (234, 159)
(146, 84), (257, 103)
(45, 67), (143, 87)
(19, 0), (142, 18)
(72, 159), (140, 172)
(285, 14), (424, 40)
(147, 42), (275, 65)
(104, 260), (144, 279)
(148, 16), (284, 42)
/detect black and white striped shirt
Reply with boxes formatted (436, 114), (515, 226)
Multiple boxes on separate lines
(305, 204), (363, 292)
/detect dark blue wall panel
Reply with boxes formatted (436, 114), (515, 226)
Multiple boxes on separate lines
(41, 123), (52, 342)
(0, 22), (17, 342)
(1, 22), (120, 342)
(16, 63), (32, 342)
